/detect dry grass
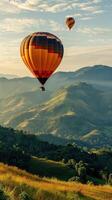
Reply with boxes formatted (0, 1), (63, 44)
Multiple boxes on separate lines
(0, 163), (112, 200)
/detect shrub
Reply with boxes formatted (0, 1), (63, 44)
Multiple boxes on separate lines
(19, 191), (32, 200)
(108, 173), (112, 185)
(68, 176), (80, 182)
(87, 181), (94, 185)
(0, 187), (10, 200)
(67, 159), (76, 169)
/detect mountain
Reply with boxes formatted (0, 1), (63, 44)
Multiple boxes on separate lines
(0, 89), (51, 124)
(0, 77), (39, 99)
(0, 74), (19, 79)
(1, 82), (111, 148)
(47, 65), (112, 91)
(74, 65), (112, 81)
(0, 65), (112, 147)
(0, 65), (112, 99)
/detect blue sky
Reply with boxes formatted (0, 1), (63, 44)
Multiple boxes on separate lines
(0, 0), (112, 76)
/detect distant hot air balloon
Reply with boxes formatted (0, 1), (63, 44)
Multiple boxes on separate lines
(20, 32), (64, 91)
(66, 17), (75, 30)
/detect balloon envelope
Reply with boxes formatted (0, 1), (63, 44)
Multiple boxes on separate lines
(20, 32), (64, 85)
(66, 17), (75, 30)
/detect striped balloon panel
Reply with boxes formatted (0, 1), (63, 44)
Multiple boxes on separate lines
(20, 32), (64, 84)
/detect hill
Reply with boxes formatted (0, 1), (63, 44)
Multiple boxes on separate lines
(44, 65), (112, 91)
(0, 74), (19, 79)
(0, 163), (112, 200)
(0, 65), (112, 99)
(74, 65), (112, 81)
(1, 82), (111, 148)
(0, 77), (38, 99)
(0, 125), (112, 184)
(0, 65), (112, 148)
(29, 157), (74, 180)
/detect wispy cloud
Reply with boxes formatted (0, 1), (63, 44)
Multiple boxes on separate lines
(0, 0), (104, 24)
(8, 0), (103, 14)
(77, 27), (112, 36)
(92, 10), (104, 14)
(80, 17), (93, 21)
(0, 0), (19, 13)
(0, 17), (64, 33)
(10, 0), (71, 12)
(0, 18), (38, 32)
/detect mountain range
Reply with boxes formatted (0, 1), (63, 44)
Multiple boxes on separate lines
(0, 74), (19, 79)
(0, 65), (112, 148)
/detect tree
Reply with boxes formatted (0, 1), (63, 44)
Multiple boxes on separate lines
(100, 170), (108, 183)
(67, 159), (76, 168)
(78, 166), (87, 181)
(108, 174), (112, 185)
(61, 158), (66, 164)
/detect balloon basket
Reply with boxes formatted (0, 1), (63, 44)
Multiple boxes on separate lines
(40, 86), (45, 91)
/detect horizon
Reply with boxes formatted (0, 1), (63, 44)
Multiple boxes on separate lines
(0, 64), (111, 78)
(0, 0), (112, 76)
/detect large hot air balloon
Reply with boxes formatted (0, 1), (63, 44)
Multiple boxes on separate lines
(20, 32), (64, 91)
(66, 17), (75, 30)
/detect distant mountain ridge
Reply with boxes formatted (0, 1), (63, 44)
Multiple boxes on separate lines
(0, 65), (112, 98)
(0, 74), (19, 79)
(0, 65), (112, 147)
(74, 65), (112, 81)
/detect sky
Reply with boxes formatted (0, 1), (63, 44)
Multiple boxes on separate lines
(0, 0), (112, 76)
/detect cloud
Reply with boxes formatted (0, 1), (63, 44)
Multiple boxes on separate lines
(0, 18), (38, 33)
(0, 17), (64, 33)
(0, 0), (104, 23)
(92, 10), (104, 14)
(9, 0), (71, 12)
(38, 2), (72, 13)
(0, 0), (19, 13)
(8, 0), (103, 14)
(80, 17), (93, 21)
(48, 20), (64, 32)
(77, 27), (112, 36)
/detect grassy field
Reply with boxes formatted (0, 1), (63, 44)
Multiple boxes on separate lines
(29, 156), (75, 180)
(0, 163), (112, 200)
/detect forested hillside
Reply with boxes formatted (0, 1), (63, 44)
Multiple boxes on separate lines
(0, 126), (112, 184)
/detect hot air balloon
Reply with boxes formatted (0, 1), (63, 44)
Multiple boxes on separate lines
(20, 32), (64, 91)
(66, 17), (75, 30)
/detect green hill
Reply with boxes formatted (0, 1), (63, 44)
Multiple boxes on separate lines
(29, 156), (74, 180)
(2, 82), (111, 148)
(0, 89), (51, 124)
(0, 125), (112, 185)
(0, 65), (112, 148)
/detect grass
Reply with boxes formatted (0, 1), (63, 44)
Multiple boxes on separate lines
(29, 156), (75, 180)
(0, 163), (112, 200)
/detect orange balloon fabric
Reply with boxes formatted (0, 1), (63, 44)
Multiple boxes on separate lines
(20, 32), (64, 85)
(66, 17), (75, 30)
